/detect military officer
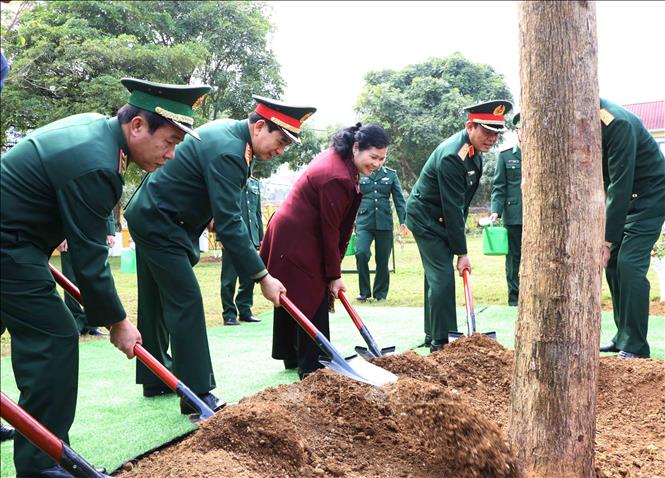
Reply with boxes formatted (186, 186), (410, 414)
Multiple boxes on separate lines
(57, 213), (117, 335)
(221, 175), (264, 325)
(355, 166), (407, 302)
(598, 98), (665, 359)
(1, 77), (208, 478)
(406, 100), (512, 352)
(489, 113), (523, 306)
(124, 96), (315, 412)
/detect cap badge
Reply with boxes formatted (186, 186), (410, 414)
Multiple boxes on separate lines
(493, 105), (506, 116)
(192, 95), (206, 110)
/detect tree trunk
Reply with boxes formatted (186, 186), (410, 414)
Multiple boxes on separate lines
(509, 2), (603, 477)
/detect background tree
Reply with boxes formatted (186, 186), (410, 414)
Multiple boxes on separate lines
(355, 52), (513, 201)
(509, 1), (603, 476)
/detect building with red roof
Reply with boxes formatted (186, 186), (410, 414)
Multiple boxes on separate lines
(623, 100), (665, 153)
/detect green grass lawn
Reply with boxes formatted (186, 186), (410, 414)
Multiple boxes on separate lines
(1, 234), (663, 477)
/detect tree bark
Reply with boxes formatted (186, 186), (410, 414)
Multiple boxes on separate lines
(509, 2), (603, 477)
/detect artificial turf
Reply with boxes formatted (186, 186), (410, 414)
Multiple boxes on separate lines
(1, 306), (663, 477)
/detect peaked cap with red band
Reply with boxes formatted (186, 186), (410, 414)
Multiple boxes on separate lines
(464, 100), (513, 133)
(252, 95), (316, 144)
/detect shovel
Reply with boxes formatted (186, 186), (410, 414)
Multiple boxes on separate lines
(1, 391), (108, 478)
(448, 268), (497, 343)
(337, 290), (395, 359)
(279, 293), (397, 387)
(48, 263), (215, 422)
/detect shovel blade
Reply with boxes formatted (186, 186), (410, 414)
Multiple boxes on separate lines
(354, 344), (396, 359)
(320, 355), (397, 387)
(483, 331), (497, 340)
(448, 331), (465, 343)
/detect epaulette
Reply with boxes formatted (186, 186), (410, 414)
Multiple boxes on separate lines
(600, 108), (615, 126)
(457, 143), (470, 161)
(499, 144), (513, 153)
(384, 166), (396, 172)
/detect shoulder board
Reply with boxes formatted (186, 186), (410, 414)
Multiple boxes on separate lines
(499, 144), (513, 153)
(384, 166), (396, 172)
(244, 144), (253, 165)
(599, 108), (615, 126)
(457, 143), (470, 161)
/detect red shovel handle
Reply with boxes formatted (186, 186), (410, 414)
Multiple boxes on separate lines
(462, 268), (474, 316)
(1, 391), (63, 462)
(279, 293), (318, 340)
(337, 290), (364, 329)
(48, 263), (178, 391)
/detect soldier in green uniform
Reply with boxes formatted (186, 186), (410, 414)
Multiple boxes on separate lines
(490, 113), (522, 306)
(57, 213), (117, 335)
(598, 98), (665, 358)
(406, 100), (512, 352)
(124, 96), (315, 412)
(0, 78), (208, 478)
(221, 175), (264, 325)
(355, 166), (407, 302)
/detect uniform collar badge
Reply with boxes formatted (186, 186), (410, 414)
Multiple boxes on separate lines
(244, 143), (253, 166)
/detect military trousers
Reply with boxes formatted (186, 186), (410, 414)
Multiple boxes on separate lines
(60, 251), (89, 333)
(272, 294), (330, 378)
(411, 226), (458, 342)
(220, 249), (255, 320)
(505, 225), (522, 306)
(605, 214), (664, 357)
(134, 245), (216, 393)
(1, 257), (79, 475)
(355, 229), (393, 300)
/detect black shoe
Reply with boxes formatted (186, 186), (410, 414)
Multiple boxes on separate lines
(618, 350), (649, 359)
(375, 297), (386, 302)
(508, 301), (518, 307)
(417, 334), (432, 348)
(84, 327), (109, 336)
(239, 315), (261, 323)
(143, 383), (175, 398)
(180, 392), (225, 415)
(599, 341), (620, 353)
(356, 295), (369, 302)
(0, 423), (15, 441)
(430, 339), (447, 353)
(283, 358), (298, 370)
(223, 317), (240, 326)
(16, 465), (110, 478)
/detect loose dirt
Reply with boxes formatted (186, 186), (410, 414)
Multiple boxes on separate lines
(117, 335), (665, 478)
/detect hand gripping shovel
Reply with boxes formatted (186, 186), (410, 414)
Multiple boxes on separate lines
(1, 392), (108, 478)
(279, 293), (397, 387)
(48, 264), (215, 422)
(337, 290), (395, 359)
(448, 268), (496, 343)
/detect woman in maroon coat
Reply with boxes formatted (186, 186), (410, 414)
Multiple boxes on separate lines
(260, 123), (390, 378)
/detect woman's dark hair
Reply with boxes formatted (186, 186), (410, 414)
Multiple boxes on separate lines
(117, 104), (171, 134)
(248, 111), (280, 133)
(329, 123), (390, 161)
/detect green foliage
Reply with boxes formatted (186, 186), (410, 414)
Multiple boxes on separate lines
(653, 232), (665, 259)
(355, 52), (514, 199)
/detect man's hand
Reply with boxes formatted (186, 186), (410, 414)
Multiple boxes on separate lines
(57, 239), (68, 252)
(602, 241), (612, 268)
(456, 255), (472, 276)
(328, 278), (346, 298)
(106, 235), (116, 248)
(399, 223), (409, 235)
(109, 319), (142, 359)
(260, 273), (286, 307)
(489, 213), (499, 223)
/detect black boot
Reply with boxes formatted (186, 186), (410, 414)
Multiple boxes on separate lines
(0, 423), (15, 441)
(429, 339), (447, 353)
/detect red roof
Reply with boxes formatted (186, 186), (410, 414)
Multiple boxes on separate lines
(622, 101), (665, 131)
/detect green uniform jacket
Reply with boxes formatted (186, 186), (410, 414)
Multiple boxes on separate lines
(600, 98), (665, 243)
(125, 119), (266, 279)
(356, 166), (407, 231)
(407, 130), (482, 255)
(1, 114), (126, 326)
(490, 145), (523, 225)
(242, 177), (263, 248)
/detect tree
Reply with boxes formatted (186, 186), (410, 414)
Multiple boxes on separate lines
(252, 125), (327, 178)
(0, 1), (284, 145)
(355, 52), (513, 192)
(509, 2), (603, 476)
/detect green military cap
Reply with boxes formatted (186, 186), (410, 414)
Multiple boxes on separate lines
(122, 78), (211, 140)
(252, 95), (316, 144)
(512, 112), (521, 128)
(464, 100), (513, 132)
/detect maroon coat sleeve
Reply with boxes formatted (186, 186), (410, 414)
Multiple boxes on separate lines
(318, 177), (356, 280)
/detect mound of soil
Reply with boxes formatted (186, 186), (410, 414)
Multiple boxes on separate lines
(117, 335), (665, 477)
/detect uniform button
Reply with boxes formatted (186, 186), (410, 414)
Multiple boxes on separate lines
(375, 207), (378, 210)
(178, 221), (184, 225)
(438, 217), (444, 223)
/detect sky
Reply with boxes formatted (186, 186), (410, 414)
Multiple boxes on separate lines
(268, 1), (665, 130)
